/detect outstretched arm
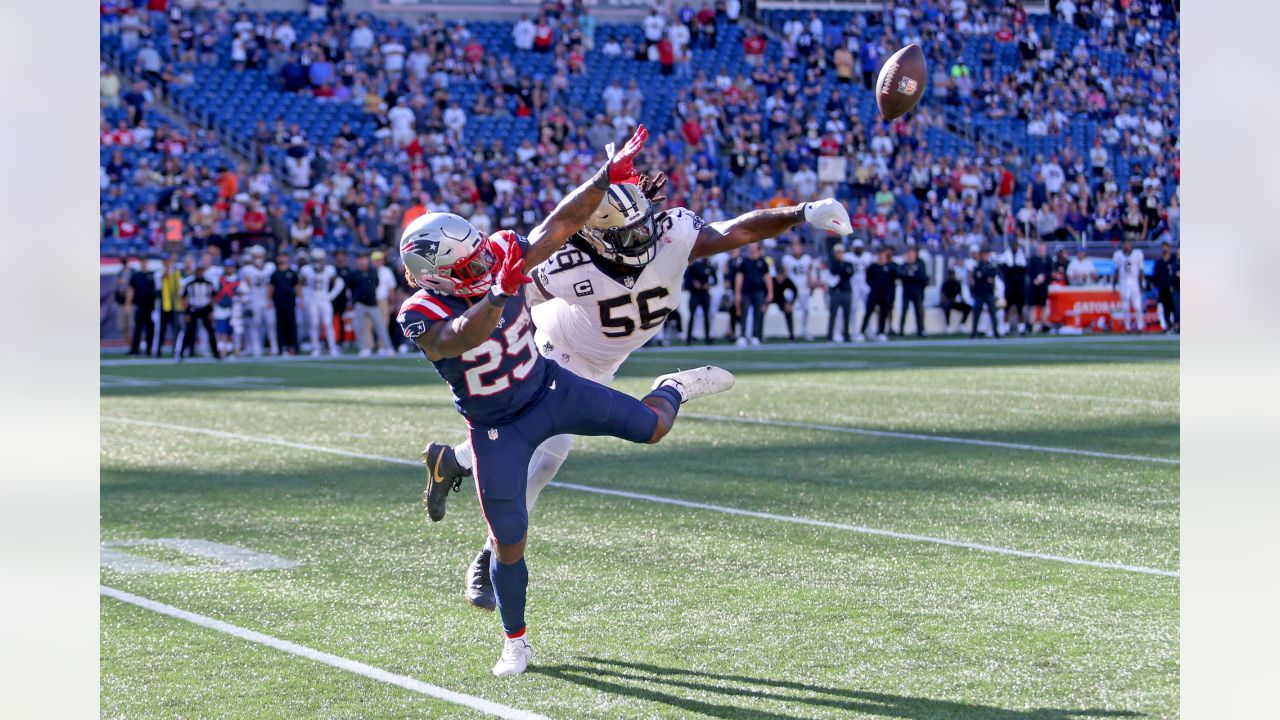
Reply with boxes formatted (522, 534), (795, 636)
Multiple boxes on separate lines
(689, 199), (852, 259)
(524, 124), (649, 269)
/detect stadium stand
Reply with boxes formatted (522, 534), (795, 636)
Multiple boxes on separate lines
(99, 1), (1178, 259)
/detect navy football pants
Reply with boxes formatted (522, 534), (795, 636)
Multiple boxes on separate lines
(468, 361), (664, 545)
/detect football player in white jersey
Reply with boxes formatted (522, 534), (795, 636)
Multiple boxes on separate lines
(780, 237), (816, 340)
(846, 239), (873, 341)
(299, 248), (344, 356)
(1112, 238), (1146, 332)
(423, 178), (851, 610)
(240, 246), (278, 356)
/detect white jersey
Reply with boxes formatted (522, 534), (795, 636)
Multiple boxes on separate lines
(530, 207), (701, 382)
(241, 263), (274, 307)
(781, 253), (814, 292)
(847, 249), (873, 289)
(300, 263), (342, 301)
(1112, 249), (1145, 286)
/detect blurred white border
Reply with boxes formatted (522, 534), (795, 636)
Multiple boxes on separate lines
(0, 1), (1276, 717)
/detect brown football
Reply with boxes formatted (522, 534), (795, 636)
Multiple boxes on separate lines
(876, 44), (927, 121)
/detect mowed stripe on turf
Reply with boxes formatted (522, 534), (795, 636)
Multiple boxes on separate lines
(100, 586), (549, 720)
(102, 416), (1179, 577)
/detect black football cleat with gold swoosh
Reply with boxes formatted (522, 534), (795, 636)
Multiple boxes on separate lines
(422, 443), (469, 522)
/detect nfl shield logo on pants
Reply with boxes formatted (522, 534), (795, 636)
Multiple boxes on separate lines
(488, 428), (499, 441)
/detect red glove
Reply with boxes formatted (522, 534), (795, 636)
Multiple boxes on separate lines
(490, 237), (532, 296)
(607, 123), (648, 185)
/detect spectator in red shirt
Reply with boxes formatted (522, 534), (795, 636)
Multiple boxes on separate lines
(533, 17), (554, 53)
(464, 38), (485, 67)
(743, 32), (765, 67)
(681, 117), (703, 146)
(243, 201), (267, 236)
(116, 210), (140, 240)
(657, 37), (674, 75)
(997, 166), (1015, 199)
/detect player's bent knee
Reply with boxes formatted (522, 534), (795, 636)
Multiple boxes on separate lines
(493, 535), (526, 564)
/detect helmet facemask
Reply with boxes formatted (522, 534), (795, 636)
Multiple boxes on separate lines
(577, 184), (660, 269)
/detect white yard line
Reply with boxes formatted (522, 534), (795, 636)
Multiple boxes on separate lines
(682, 413), (1178, 465)
(99, 335), (1178, 367)
(100, 586), (548, 720)
(101, 417), (1178, 577)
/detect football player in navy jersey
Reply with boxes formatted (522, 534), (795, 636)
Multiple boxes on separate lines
(396, 125), (735, 677)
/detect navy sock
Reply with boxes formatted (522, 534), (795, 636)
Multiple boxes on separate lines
(490, 556), (528, 637)
(645, 384), (684, 415)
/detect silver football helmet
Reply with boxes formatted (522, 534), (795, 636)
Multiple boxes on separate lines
(399, 212), (495, 297)
(576, 183), (659, 268)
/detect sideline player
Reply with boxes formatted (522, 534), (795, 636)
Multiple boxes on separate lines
(1112, 238), (1146, 333)
(300, 248), (343, 356)
(420, 172), (850, 622)
(398, 126), (735, 677)
(780, 237), (816, 340)
(240, 246), (278, 356)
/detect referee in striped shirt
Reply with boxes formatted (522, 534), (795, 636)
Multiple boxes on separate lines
(177, 270), (221, 361)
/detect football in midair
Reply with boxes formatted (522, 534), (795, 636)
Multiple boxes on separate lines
(876, 44), (927, 121)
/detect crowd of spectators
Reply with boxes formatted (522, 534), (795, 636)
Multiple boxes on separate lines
(101, 0), (1179, 320)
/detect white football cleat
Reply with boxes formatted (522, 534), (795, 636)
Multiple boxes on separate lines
(651, 365), (735, 404)
(492, 635), (532, 677)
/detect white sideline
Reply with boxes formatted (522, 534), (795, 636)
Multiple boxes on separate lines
(551, 483), (1178, 577)
(99, 334), (1179, 366)
(102, 417), (1178, 577)
(100, 586), (548, 720)
(681, 413), (1178, 465)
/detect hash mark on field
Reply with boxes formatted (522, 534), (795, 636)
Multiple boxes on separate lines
(100, 586), (548, 720)
(102, 417), (1179, 577)
(682, 413), (1179, 465)
(101, 539), (298, 574)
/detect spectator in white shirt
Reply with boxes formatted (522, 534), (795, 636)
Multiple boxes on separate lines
(1066, 249), (1098, 285)
(1089, 138), (1109, 178)
(350, 19), (375, 56)
(381, 37), (406, 75)
(274, 20), (296, 50)
(387, 98), (416, 146)
(623, 80), (644, 118)
(468, 203), (494, 236)
(791, 165), (818, 201)
(512, 16), (535, 51)
(601, 81), (624, 117)
(443, 102), (467, 140)
(1041, 157), (1065, 195)
(642, 11), (666, 48)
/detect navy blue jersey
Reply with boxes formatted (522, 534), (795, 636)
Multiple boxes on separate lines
(397, 233), (551, 426)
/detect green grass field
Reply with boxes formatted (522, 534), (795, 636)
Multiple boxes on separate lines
(100, 336), (1179, 719)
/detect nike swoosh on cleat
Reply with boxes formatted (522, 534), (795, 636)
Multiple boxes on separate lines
(431, 451), (445, 485)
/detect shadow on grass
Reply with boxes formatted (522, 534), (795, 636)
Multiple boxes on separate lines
(532, 656), (1143, 720)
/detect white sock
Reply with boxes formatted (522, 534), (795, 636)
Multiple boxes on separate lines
(455, 441), (474, 471)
